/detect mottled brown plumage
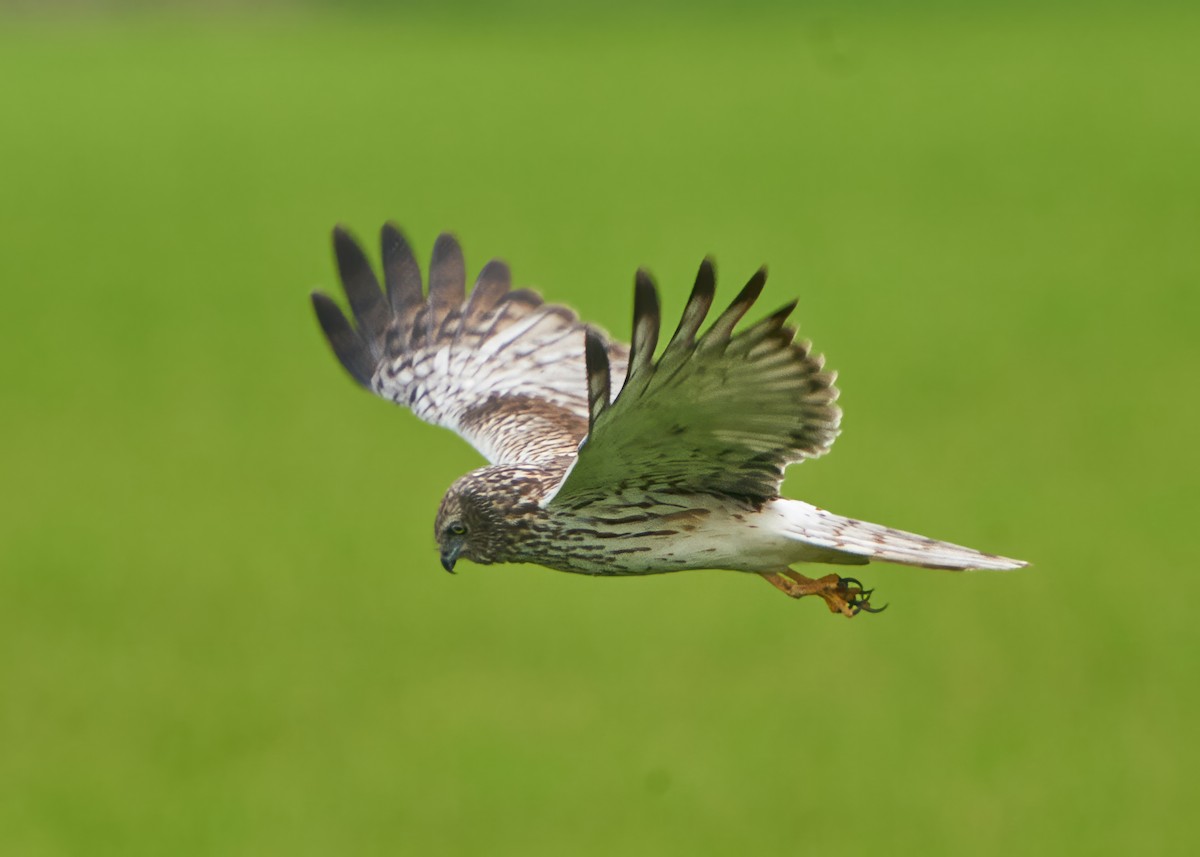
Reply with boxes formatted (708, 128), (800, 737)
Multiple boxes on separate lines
(312, 224), (1027, 617)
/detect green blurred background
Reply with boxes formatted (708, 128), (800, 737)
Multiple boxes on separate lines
(2, 2), (1196, 854)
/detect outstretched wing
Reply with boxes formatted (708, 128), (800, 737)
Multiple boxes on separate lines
(548, 260), (841, 506)
(311, 224), (628, 465)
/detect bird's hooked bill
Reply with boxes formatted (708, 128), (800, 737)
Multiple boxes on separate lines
(440, 542), (462, 574)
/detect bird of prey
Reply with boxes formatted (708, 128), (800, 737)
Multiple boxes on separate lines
(312, 224), (1026, 617)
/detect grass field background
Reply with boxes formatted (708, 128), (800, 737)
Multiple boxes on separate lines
(2, 3), (1197, 854)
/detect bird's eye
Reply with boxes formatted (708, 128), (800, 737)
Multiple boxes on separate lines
(448, 523), (467, 536)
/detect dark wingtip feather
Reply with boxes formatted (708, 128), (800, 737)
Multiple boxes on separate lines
(767, 299), (799, 328)
(474, 259), (512, 299)
(739, 266), (768, 306)
(458, 259), (513, 340)
(634, 269), (660, 319)
(583, 326), (612, 432)
(426, 232), (467, 339)
(429, 233), (466, 297)
(728, 299), (800, 355)
(332, 225), (388, 350)
(667, 257), (717, 350)
(311, 290), (374, 387)
(331, 225), (359, 286)
(381, 221), (422, 312)
(699, 265), (769, 348)
(627, 269), (661, 375)
(332, 225), (364, 276)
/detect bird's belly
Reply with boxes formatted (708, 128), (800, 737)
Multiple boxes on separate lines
(532, 496), (798, 575)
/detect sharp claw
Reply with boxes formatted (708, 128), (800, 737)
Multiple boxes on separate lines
(858, 601), (889, 614)
(839, 577), (863, 591)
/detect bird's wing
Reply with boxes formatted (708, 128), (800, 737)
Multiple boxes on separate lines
(312, 224), (628, 465)
(546, 260), (841, 506)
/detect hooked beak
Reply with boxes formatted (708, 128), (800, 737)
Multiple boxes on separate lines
(440, 540), (463, 574)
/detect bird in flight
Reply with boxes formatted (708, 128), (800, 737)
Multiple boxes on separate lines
(312, 224), (1026, 617)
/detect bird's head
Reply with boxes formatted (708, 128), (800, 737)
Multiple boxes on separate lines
(434, 464), (554, 572)
(434, 469), (510, 572)
(434, 490), (472, 573)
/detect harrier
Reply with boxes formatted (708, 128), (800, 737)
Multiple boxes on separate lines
(312, 224), (1026, 617)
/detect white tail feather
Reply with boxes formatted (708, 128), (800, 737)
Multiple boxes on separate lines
(774, 499), (1027, 571)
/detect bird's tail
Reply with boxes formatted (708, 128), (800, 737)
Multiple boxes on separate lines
(773, 499), (1027, 571)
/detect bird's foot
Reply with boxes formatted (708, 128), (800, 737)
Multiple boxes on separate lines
(761, 571), (887, 618)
